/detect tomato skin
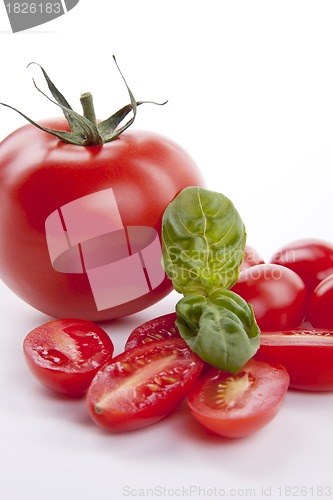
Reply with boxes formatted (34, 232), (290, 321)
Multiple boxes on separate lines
(255, 329), (333, 391)
(87, 338), (204, 432)
(187, 359), (289, 438)
(0, 120), (204, 321)
(231, 264), (307, 331)
(125, 312), (179, 350)
(307, 274), (333, 329)
(270, 238), (333, 296)
(23, 318), (114, 397)
(240, 245), (265, 271)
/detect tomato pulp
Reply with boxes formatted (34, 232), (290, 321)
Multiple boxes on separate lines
(87, 338), (204, 432)
(0, 120), (204, 320)
(23, 318), (114, 397)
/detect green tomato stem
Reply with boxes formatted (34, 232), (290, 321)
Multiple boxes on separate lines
(80, 92), (98, 126)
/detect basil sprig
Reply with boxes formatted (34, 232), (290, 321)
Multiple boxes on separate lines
(162, 186), (260, 373)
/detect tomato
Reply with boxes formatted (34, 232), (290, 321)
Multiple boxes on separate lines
(0, 119), (204, 321)
(125, 312), (179, 350)
(255, 329), (333, 391)
(270, 238), (333, 296)
(23, 318), (114, 397)
(240, 245), (265, 271)
(307, 273), (333, 329)
(187, 359), (289, 438)
(231, 264), (307, 330)
(87, 338), (204, 432)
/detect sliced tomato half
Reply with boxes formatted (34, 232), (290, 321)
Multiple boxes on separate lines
(125, 312), (179, 351)
(87, 338), (204, 432)
(255, 329), (333, 391)
(187, 359), (289, 438)
(23, 318), (114, 397)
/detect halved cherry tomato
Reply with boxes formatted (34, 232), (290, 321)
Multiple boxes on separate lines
(23, 318), (114, 397)
(270, 238), (333, 296)
(87, 338), (204, 432)
(255, 329), (333, 391)
(125, 312), (179, 350)
(307, 273), (333, 329)
(240, 245), (265, 271)
(232, 264), (307, 330)
(187, 359), (289, 438)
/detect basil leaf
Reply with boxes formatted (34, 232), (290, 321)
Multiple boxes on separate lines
(162, 186), (246, 296)
(175, 290), (260, 373)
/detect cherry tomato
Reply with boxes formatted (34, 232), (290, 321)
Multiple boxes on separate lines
(270, 238), (333, 296)
(87, 338), (204, 432)
(231, 264), (307, 331)
(240, 245), (265, 271)
(125, 312), (179, 350)
(0, 119), (204, 321)
(255, 329), (333, 391)
(307, 273), (333, 328)
(23, 318), (114, 397)
(187, 359), (289, 438)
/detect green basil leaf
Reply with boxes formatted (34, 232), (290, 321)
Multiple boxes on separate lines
(175, 290), (260, 373)
(162, 186), (246, 296)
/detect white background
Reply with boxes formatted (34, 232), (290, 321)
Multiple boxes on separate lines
(1, 1), (333, 499)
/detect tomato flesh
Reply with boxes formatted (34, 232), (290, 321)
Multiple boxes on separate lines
(307, 273), (333, 329)
(125, 312), (180, 350)
(240, 245), (265, 271)
(255, 329), (333, 391)
(23, 318), (114, 397)
(187, 359), (289, 438)
(87, 338), (204, 432)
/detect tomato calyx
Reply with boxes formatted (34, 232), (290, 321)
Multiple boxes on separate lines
(0, 56), (167, 146)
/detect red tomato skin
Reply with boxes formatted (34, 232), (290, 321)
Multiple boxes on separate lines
(232, 264), (307, 331)
(87, 339), (204, 432)
(270, 238), (333, 296)
(0, 120), (204, 321)
(240, 245), (265, 271)
(23, 318), (114, 397)
(307, 274), (333, 329)
(125, 312), (179, 350)
(187, 360), (289, 438)
(255, 330), (333, 391)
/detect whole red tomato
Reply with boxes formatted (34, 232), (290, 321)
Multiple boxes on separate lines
(0, 119), (204, 320)
(270, 238), (333, 296)
(232, 264), (307, 331)
(307, 273), (333, 329)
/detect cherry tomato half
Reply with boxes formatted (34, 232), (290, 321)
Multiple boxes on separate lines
(270, 238), (333, 296)
(240, 245), (265, 271)
(232, 264), (307, 331)
(307, 274), (333, 329)
(255, 329), (333, 391)
(87, 338), (204, 432)
(125, 312), (179, 350)
(187, 359), (289, 438)
(23, 318), (114, 397)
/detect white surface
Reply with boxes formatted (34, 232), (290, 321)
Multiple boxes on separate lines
(1, 2), (333, 499)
